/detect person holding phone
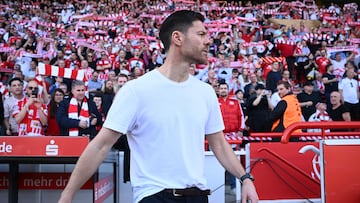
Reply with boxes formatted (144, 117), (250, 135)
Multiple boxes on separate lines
(247, 84), (272, 132)
(13, 80), (48, 136)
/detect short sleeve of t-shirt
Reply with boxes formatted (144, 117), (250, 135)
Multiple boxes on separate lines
(103, 83), (138, 134)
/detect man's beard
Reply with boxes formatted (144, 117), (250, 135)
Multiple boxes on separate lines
(220, 93), (228, 98)
(104, 87), (114, 94)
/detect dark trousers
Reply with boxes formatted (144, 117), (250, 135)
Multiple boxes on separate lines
(140, 190), (208, 203)
(344, 102), (360, 121)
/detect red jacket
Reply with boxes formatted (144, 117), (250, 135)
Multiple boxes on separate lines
(218, 97), (244, 133)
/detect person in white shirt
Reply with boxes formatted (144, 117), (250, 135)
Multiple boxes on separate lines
(58, 10), (258, 203)
(338, 67), (360, 120)
(331, 52), (355, 79)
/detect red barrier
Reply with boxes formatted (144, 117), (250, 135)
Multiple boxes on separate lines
(280, 121), (360, 143)
(205, 122), (360, 150)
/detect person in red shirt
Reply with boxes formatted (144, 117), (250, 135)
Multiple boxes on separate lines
(96, 52), (112, 82)
(315, 49), (331, 74)
(276, 35), (296, 79)
(218, 83), (244, 134)
(128, 48), (145, 74)
(13, 80), (48, 136)
(46, 88), (65, 136)
(218, 82), (245, 193)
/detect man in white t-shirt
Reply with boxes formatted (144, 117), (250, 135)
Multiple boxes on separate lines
(339, 67), (360, 120)
(3, 77), (24, 135)
(331, 52), (355, 78)
(58, 10), (258, 203)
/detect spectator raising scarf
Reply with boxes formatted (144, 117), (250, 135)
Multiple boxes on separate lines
(68, 97), (90, 136)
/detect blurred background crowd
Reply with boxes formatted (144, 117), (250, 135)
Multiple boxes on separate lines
(0, 0), (359, 137)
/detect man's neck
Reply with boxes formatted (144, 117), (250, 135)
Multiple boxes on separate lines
(13, 94), (24, 100)
(220, 95), (228, 100)
(332, 103), (340, 109)
(304, 90), (312, 94)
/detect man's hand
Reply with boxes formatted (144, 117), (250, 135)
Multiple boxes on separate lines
(25, 97), (35, 107)
(33, 98), (43, 109)
(90, 118), (97, 126)
(241, 179), (259, 203)
(79, 120), (88, 129)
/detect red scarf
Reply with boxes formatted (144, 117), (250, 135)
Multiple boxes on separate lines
(68, 97), (89, 136)
(17, 98), (45, 136)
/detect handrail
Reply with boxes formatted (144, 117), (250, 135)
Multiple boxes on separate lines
(258, 147), (320, 185)
(281, 121), (360, 144)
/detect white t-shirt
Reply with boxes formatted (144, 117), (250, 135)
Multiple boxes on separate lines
(103, 70), (224, 203)
(3, 96), (21, 133)
(331, 59), (346, 78)
(339, 77), (359, 104)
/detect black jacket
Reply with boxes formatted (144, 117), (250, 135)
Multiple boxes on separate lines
(56, 98), (102, 139)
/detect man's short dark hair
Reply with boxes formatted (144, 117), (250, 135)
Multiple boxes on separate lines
(159, 10), (204, 52)
(8, 77), (23, 86)
(277, 80), (291, 89)
(71, 80), (85, 89)
(218, 82), (229, 88)
(118, 73), (128, 80)
(325, 64), (333, 72)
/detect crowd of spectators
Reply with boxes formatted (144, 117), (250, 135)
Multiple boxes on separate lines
(0, 0), (359, 136)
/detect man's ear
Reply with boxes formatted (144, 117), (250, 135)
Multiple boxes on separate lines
(172, 31), (183, 47)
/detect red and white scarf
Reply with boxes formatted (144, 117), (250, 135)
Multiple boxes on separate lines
(315, 111), (330, 122)
(68, 97), (90, 136)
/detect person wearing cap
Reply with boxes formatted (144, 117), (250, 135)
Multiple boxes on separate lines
(247, 83), (272, 132)
(268, 81), (302, 136)
(297, 80), (321, 121)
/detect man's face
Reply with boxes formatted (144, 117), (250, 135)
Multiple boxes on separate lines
(58, 60), (66, 68)
(335, 53), (341, 61)
(327, 65), (334, 73)
(70, 53), (77, 61)
(59, 85), (68, 94)
(93, 97), (102, 108)
(134, 49), (140, 57)
(57, 51), (64, 59)
(10, 80), (23, 96)
(71, 85), (86, 101)
(250, 74), (257, 83)
(92, 73), (98, 81)
(321, 50), (326, 57)
(282, 71), (290, 79)
(218, 84), (229, 97)
(30, 61), (36, 69)
(330, 92), (341, 105)
(346, 69), (355, 79)
(117, 77), (128, 87)
(81, 60), (88, 69)
(272, 62), (279, 71)
(303, 85), (314, 93)
(277, 84), (290, 98)
(26, 81), (38, 97)
(180, 20), (210, 64)
(119, 50), (126, 58)
(105, 80), (113, 89)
